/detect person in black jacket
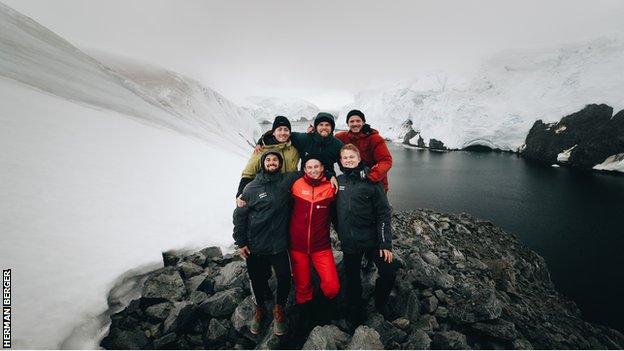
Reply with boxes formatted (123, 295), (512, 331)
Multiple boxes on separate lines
(290, 112), (344, 177)
(233, 150), (302, 336)
(335, 143), (398, 324)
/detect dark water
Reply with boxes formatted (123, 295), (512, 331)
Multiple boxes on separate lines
(386, 143), (624, 332)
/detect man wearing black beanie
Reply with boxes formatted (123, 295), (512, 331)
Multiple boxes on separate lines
(290, 112), (342, 177)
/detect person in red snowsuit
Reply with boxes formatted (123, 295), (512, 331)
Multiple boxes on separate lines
(289, 158), (340, 325)
(335, 109), (393, 192)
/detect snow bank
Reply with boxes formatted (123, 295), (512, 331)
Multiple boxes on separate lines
(340, 37), (624, 151)
(0, 2), (260, 348)
(593, 153), (624, 172)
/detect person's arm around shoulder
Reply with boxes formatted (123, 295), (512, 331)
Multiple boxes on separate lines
(289, 132), (309, 151)
(233, 190), (252, 258)
(368, 134), (393, 183)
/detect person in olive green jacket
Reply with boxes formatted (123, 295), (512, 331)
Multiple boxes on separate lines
(236, 116), (300, 197)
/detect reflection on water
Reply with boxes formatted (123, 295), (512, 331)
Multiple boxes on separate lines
(386, 143), (624, 331)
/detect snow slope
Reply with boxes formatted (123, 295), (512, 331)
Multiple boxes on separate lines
(0, 2), (259, 348)
(243, 96), (320, 123)
(0, 2), (259, 152)
(340, 37), (624, 151)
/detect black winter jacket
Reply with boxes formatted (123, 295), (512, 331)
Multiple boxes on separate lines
(232, 169), (302, 255)
(335, 165), (392, 253)
(290, 131), (343, 177)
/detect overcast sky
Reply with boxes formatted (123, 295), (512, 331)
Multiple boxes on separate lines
(4, 0), (624, 109)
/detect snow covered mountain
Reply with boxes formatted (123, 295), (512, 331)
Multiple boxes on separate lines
(243, 96), (320, 123)
(0, 2), (259, 349)
(0, 2), (260, 152)
(340, 37), (624, 151)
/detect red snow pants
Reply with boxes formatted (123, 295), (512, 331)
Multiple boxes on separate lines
(289, 248), (340, 304)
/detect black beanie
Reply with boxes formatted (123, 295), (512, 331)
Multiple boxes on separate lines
(272, 116), (291, 132)
(260, 150), (283, 173)
(313, 112), (336, 133)
(346, 109), (366, 123)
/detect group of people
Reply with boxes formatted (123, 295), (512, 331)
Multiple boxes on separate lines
(232, 110), (397, 336)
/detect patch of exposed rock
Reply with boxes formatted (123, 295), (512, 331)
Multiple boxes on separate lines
(521, 103), (624, 172)
(100, 210), (624, 349)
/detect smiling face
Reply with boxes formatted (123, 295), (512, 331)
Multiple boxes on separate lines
(263, 154), (280, 173)
(340, 149), (360, 169)
(347, 116), (364, 133)
(304, 159), (324, 179)
(316, 121), (332, 137)
(272, 126), (291, 143)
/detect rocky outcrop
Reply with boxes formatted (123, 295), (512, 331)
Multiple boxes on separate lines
(100, 210), (624, 349)
(521, 104), (624, 171)
(429, 138), (447, 150)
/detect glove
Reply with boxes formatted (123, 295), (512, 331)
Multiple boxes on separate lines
(359, 167), (370, 180)
(362, 124), (372, 135)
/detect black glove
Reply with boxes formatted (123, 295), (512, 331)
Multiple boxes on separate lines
(362, 124), (372, 135)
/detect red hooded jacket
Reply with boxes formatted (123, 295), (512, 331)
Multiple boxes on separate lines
(289, 174), (335, 253)
(335, 128), (393, 192)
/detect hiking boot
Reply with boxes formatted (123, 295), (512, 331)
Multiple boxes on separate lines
(250, 306), (264, 335)
(273, 304), (287, 336)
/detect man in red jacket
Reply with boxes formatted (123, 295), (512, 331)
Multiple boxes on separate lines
(289, 158), (340, 328)
(335, 109), (393, 192)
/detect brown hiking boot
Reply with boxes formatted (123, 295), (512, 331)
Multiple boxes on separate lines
(273, 304), (286, 336)
(250, 306), (264, 334)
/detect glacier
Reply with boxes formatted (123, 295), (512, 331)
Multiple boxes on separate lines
(339, 37), (624, 151)
(242, 96), (320, 123)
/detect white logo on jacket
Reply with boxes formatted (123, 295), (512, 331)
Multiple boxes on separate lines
(259, 192), (267, 198)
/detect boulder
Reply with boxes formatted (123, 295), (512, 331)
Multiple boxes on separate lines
(142, 267), (186, 302)
(200, 287), (244, 317)
(205, 318), (228, 345)
(347, 326), (384, 350)
(432, 330), (470, 350)
(302, 325), (350, 350)
(214, 261), (248, 291)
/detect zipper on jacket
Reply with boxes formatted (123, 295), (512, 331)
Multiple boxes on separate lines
(307, 186), (315, 254)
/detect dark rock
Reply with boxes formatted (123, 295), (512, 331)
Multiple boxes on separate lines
(404, 330), (431, 350)
(421, 251), (441, 266)
(408, 256), (455, 290)
(432, 330), (470, 350)
(201, 246), (224, 262)
(177, 261), (203, 279)
(422, 295), (438, 314)
(429, 138), (447, 150)
(214, 261), (248, 292)
(471, 319), (517, 340)
(392, 318), (410, 330)
(103, 328), (150, 349)
(153, 332), (177, 349)
(162, 249), (188, 267)
(145, 302), (173, 321)
(347, 325), (384, 350)
(200, 287), (244, 317)
(205, 318), (228, 345)
(366, 312), (408, 346)
(189, 290), (209, 305)
(142, 266), (186, 302)
(163, 302), (199, 334)
(185, 252), (207, 267)
(521, 104), (624, 171)
(512, 338), (533, 350)
(448, 290), (502, 323)
(302, 325), (350, 349)
(231, 295), (256, 333)
(414, 314), (439, 334)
